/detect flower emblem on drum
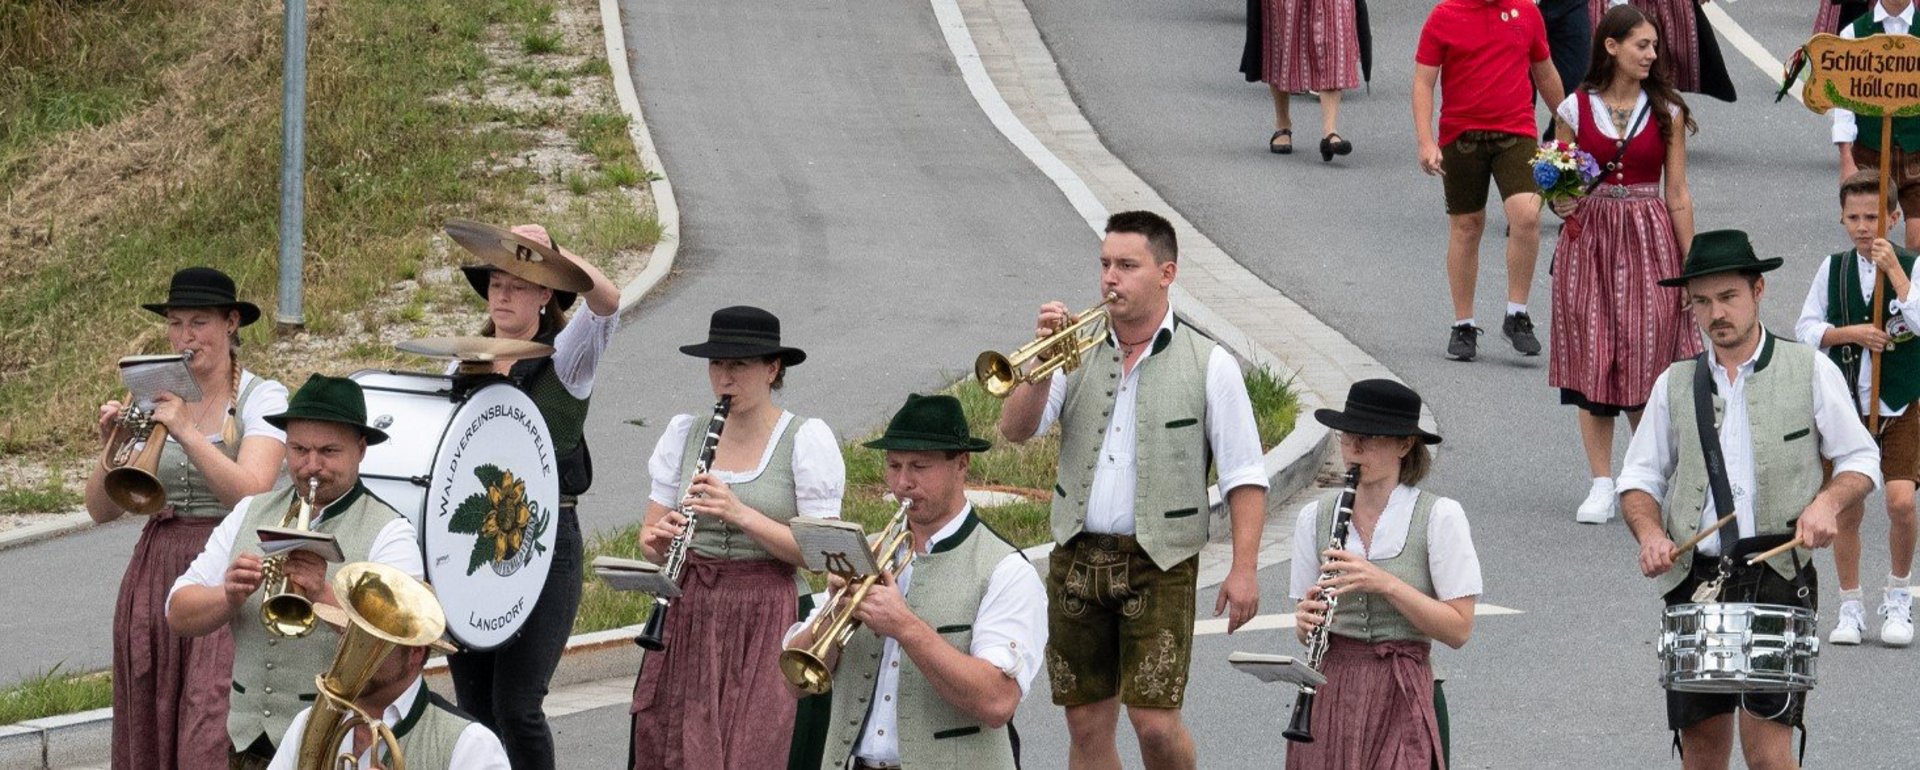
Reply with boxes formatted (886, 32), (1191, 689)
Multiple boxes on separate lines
(448, 464), (550, 576)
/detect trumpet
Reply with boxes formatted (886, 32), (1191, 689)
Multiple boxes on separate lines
(974, 293), (1117, 398)
(779, 499), (915, 695)
(260, 477), (320, 639)
(293, 561), (447, 770)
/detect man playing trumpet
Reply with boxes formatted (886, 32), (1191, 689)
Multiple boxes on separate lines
(785, 394), (1047, 770)
(169, 375), (424, 770)
(997, 210), (1268, 769)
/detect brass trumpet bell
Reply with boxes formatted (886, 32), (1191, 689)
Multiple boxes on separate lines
(292, 561), (447, 770)
(974, 294), (1116, 398)
(778, 500), (916, 695)
(100, 406), (169, 514)
(261, 478), (319, 639)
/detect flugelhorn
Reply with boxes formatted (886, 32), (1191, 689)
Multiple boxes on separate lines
(974, 293), (1117, 398)
(779, 499), (915, 695)
(293, 561), (447, 770)
(100, 399), (170, 514)
(261, 477), (320, 639)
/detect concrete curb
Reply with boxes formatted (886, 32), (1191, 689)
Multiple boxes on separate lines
(0, 0), (676, 563)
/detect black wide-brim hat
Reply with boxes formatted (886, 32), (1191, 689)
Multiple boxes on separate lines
(1658, 229), (1784, 287)
(141, 267), (262, 326)
(1314, 379), (1442, 444)
(678, 305), (807, 366)
(265, 373), (390, 445)
(864, 393), (993, 453)
(460, 265), (578, 312)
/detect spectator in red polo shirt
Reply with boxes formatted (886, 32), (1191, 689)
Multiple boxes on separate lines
(1414, 0), (1565, 362)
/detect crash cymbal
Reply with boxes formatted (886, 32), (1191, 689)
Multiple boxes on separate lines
(444, 219), (593, 294)
(395, 336), (554, 363)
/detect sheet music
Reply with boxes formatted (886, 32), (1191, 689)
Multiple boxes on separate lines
(257, 527), (344, 562)
(791, 519), (877, 576)
(591, 556), (682, 597)
(119, 355), (202, 409)
(1227, 651), (1326, 687)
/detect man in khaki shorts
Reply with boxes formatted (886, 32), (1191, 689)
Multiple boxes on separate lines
(1413, 0), (1565, 361)
(998, 211), (1269, 769)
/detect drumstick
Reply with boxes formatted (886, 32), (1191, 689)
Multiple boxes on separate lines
(1747, 538), (1804, 566)
(1672, 512), (1739, 556)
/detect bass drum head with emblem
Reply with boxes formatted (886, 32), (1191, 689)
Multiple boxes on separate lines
(423, 380), (559, 650)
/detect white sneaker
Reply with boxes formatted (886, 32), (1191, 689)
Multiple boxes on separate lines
(1831, 599), (1867, 645)
(1575, 479), (1617, 524)
(1881, 589), (1914, 647)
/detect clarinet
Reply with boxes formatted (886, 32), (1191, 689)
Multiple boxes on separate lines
(636, 395), (733, 651)
(1283, 464), (1362, 744)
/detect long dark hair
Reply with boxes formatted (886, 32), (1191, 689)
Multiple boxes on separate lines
(1582, 5), (1696, 141)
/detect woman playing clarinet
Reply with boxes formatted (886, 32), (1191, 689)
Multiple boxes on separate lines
(631, 306), (846, 769)
(1286, 379), (1482, 770)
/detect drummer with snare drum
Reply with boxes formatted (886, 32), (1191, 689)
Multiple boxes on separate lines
(1617, 230), (1880, 767)
(439, 221), (623, 770)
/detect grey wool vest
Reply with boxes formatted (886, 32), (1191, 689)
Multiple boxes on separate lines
(1657, 337), (1823, 597)
(226, 484), (403, 749)
(1051, 321), (1215, 570)
(681, 412), (803, 562)
(390, 690), (475, 769)
(1315, 490), (1440, 643)
(159, 374), (265, 519)
(823, 513), (1023, 770)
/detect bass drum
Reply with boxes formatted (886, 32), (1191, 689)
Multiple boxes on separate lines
(352, 370), (559, 651)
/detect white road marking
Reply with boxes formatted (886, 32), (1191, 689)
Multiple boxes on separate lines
(1700, 0), (1805, 106)
(1192, 603), (1524, 637)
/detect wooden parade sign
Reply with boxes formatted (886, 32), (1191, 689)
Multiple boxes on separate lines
(1798, 32), (1920, 430)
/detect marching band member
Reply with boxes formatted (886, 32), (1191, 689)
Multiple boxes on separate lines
(167, 375), (423, 770)
(267, 625), (510, 769)
(631, 306), (846, 769)
(443, 222), (621, 770)
(788, 393), (1047, 770)
(1618, 230), (1880, 767)
(87, 267), (290, 770)
(1795, 172), (1920, 646)
(997, 210), (1269, 769)
(1286, 380), (1481, 770)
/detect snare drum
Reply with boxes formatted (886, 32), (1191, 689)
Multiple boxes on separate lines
(352, 370), (559, 651)
(1658, 602), (1819, 693)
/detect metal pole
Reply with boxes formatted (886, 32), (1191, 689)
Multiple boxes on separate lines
(274, 0), (310, 334)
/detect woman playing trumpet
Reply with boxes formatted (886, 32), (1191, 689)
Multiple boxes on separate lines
(1286, 380), (1481, 770)
(84, 266), (289, 770)
(631, 306), (846, 769)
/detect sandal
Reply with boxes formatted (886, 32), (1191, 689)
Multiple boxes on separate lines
(1320, 133), (1352, 162)
(1269, 129), (1293, 155)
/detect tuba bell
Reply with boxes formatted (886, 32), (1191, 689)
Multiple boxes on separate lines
(260, 477), (320, 638)
(974, 293), (1116, 398)
(779, 499), (916, 695)
(293, 561), (448, 770)
(100, 400), (170, 515)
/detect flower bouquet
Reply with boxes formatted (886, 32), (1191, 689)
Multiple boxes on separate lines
(1532, 140), (1601, 240)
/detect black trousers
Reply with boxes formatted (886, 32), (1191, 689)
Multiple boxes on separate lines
(447, 505), (584, 770)
(1539, 0), (1592, 140)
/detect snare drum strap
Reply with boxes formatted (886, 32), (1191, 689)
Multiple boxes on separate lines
(1690, 355), (1739, 567)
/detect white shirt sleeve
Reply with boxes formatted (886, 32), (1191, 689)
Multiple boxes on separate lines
(1896, 274), (1920, 330)
(1425, 497), (1483, 601)
(450, 723), (513, 769)
(167, 497), (253, 613)
(1288, 500), (1321, 601)
(967, 554), (1049, 697)
(1812, 354), (1885, 489)
(1797, 259), (1837, 350)
(791, 418), (846, 520)
(647, 414), (697, 508)
(1616, 369), (1678, 502)
(370, 517), (426, 580)
(1205, 347), (1270, 493)
(265, 710), (311, 770)
(1031, 371), (1070, 437)
(549, 304), (620, 399)
(239, 375), (291, 442)
(1554, 94), (1580, 131)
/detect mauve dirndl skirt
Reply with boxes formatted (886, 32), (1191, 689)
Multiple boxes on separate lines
(1286, 635), (1444, 770)
(111, 509), (236, 769)
(630, 553), (797, 769)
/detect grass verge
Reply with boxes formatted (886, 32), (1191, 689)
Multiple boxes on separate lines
(575, 368), (1296, 633)
(0, 481), (83, 515)
(0, 666), (112, 726)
